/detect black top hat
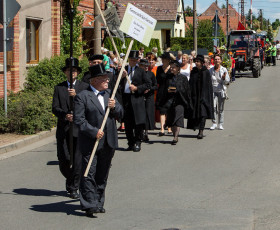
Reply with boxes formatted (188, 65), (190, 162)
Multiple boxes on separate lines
(62, 58), (82, 73)
(89, 63), (108, 79)
(129, 50), (140, 59)
(88, 54), (104, 61)
(194, 54), (205, 64)
(170, 60), (181, 67)
(139, 59), (149, 66)
(160, 52), (172, 60)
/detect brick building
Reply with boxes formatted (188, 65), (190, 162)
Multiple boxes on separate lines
(185, 2), (241, 36)
(0, 0), (105, 98)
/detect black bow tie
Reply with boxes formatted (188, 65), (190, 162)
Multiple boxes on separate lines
(97, 91), (105, 96)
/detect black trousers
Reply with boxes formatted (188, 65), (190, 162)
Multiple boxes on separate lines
(80, 142), (114, 211)
(272, 56), (276, 65)
(123, 94), (144, 146)
(57, 132), (82, 192)
(199, 117), (206, 130)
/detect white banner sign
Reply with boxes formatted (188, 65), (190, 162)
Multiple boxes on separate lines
(119, 3), (157, 46)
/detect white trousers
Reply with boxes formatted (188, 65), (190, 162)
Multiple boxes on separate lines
(213, 92), (225, 125)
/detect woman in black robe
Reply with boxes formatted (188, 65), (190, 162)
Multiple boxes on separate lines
(138, 59), (158, 141)
(156, 52), (173, 136)
(164, 60), (192, 145)
(187, 54), (214, 139)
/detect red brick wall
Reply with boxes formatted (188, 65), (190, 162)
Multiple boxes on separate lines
(52, 0), (61, 56)
(0, 14), (20, 98)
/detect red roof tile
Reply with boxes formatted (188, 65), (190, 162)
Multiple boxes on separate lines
(116, 0), (180, 21)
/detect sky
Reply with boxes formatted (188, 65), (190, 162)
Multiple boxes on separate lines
(183, 0), (280, 22)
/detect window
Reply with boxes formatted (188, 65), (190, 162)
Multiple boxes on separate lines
(26, 19), (41, 64)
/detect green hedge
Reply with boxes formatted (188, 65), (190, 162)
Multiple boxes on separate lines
(170, 37), (225, 52)
(24, 55), (89, 92)
(103, 37), (162, 57)
(0, 55), (90, 134)
(0, 87), (57, 134)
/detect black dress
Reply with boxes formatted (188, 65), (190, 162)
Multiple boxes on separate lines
(165, 73), (192, 128)
(155, 66), (173, 114)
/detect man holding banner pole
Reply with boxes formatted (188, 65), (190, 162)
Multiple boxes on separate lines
(121, 50), (151, 152)
(74, 63), (123, 216)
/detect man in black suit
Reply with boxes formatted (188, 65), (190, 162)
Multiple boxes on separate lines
(74, 63), (123, 217)
(121, 50), (151, 152)
(52, 58), (89, 199)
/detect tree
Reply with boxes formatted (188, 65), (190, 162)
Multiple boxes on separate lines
(185, 19), (225, 39)
(60, 0), (87, 56)
(221, 4), (226, 9)
(184, 6), (193, 17)
(272, 19), (280, 30)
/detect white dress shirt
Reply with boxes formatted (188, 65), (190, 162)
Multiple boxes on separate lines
(90, 85), (105, 110)
(124, 66), (135, 94)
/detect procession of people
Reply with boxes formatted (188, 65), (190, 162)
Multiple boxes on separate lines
(52, 41), (276, 217)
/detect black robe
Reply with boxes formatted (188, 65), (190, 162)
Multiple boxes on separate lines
(187, 66), (214, 130)
(144, 71), (157, 130)
(155, 66), (173, 113)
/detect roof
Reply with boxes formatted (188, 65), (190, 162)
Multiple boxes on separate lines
(185, 2), (240, 35)
(116, 0), (181, 21)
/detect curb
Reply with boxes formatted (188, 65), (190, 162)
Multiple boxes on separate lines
(0, 128), (56, 155)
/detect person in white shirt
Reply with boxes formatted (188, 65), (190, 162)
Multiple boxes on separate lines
(276, 41), (280, 60)
(180, 54), (192, 80)
(209, 54), (230, 130)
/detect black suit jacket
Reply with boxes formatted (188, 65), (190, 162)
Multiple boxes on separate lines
(74, 88), (124, 154)
(121, 66), (151, 125)
(52, 80), (89, 138)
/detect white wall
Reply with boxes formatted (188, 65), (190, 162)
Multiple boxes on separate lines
(18, 0), (52, 88)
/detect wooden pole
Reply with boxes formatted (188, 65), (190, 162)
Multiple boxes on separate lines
(84, 39), (134, 177)
(94, 0), (132, 85)
(69, 0), (74, 168)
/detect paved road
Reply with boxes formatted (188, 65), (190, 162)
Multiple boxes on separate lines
(1, 63), (280, 230)
(275, 27), (280, 41)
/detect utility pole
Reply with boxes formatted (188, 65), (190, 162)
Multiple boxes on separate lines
(193, 0), (197, 53)
(3, 0), (7, 116)
(250, 0), (253, 29)
(93, 0), (101, 54)
(241, 0), (245, 27)
(226, 0), (229, 35)
(259, 9), (263, 30)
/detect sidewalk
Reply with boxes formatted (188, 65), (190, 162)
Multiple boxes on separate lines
(0, 128), (56, 155)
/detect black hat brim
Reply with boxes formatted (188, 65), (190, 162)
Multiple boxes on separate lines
(89, 72), (108, 79)
(62, 66), (82, 73)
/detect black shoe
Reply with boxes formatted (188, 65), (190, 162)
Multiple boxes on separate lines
(98, 207), (106, 213)
(133, 143), (141, 152)
(125, 145), (134, 151)
(197, 134), (203, 139)
(86, 207), (100, 217)
(143, 134), (149, 142)
(171, 137), (178, 145)
(69, 190), (79, 199)
(158, 132), (165, 136)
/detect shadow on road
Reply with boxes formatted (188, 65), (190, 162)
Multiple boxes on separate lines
(30, 200), (84, 216)
(46, 161), (59, 165)
(13, 188), (66, 197)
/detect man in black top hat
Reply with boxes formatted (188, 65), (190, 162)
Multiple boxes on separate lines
(82, 54), (116, 90)
(74, 63), (123, 217)
(52, 58), (89, 199)
(121, 50), (151, 152)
